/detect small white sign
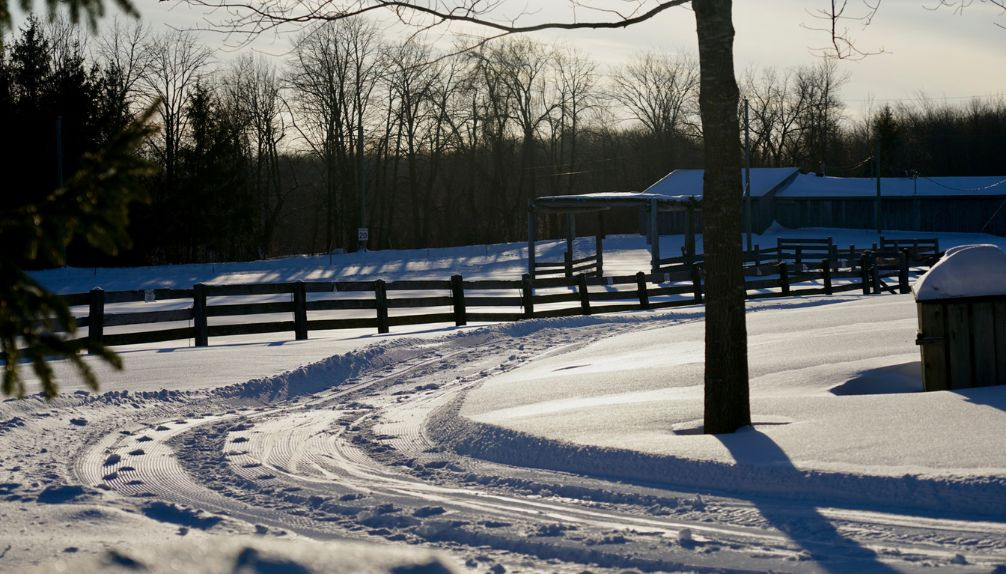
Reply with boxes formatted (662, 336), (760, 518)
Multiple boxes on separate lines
(357, 227), (369, 241)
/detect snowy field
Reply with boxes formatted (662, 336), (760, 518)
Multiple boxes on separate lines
(4, 227), (1006, 573)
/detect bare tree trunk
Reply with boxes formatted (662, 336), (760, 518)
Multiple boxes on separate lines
(694, 0), (750, 435)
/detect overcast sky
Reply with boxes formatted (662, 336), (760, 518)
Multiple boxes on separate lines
(11, 0), (1006, 120)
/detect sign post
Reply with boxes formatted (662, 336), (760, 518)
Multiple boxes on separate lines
(358, 227), (369, 252)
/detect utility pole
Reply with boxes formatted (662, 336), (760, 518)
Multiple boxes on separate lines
(743, 98), (752, 252)
(357, 112), (367, 252)
(874, 141), (881, 236)
(56, 116), (66, 266)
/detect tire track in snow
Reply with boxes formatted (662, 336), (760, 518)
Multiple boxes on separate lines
(68, 317), (1006, 572)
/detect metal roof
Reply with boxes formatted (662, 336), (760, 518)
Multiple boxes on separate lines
(532, 192), (700, 212)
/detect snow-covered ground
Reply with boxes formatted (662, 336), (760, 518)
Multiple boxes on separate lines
(4, 227), (1006, 573)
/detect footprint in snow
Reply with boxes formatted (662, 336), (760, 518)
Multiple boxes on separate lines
(154, 425), (170, 432)
(413, 506), (446, 518)
(102, 454), (121, 467)
(127, 449), (145, 456)
(136, 436), (152, 443)
(231, 437), (249, 444)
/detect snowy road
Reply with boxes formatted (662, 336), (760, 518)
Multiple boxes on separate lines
(19, 300), (999, 572)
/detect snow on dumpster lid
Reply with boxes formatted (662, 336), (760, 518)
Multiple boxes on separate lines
(913, 244), (1006, 301)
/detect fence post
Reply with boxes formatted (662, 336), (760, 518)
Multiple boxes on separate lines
(87, 288), (104, 352)
(565, 213), (575, 278)
(564, 250), (572, 279)
(691, 264), (704, 303)
(821, 260), (833, 295)
(293, 281), (308, 340)
(898, 249), (910, 294)
(795, 246), (803, 268)
(649, 199), (661, 274)
(636, 271), (650, 310)
(778, 262), (790, 296)
(375, 280), (390, 334)
(450, 274), (467, 326)
(595, 232), (604, 277)
(527, 202), (537, 280)
(521, 273), (534, 319)
(860, 254), (871, 295)
(193, 283), (209, 347)
(872, 256), (882, 295)
(577, 274), (591, 315)
(754, 244), (761, 266)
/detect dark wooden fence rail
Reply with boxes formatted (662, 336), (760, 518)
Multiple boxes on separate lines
(534, 253), (602, 279)
(64, 253), (923, 349)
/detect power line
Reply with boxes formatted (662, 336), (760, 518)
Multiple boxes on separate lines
(919, 175), (1006, 193)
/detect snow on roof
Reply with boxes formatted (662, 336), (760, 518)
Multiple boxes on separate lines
(778, 173), (1006, 199)
(533, 191), (700, 210)
(914, 244), (1006, 301)
(535, 191), (697, 203)
(643, 167), (800, 198)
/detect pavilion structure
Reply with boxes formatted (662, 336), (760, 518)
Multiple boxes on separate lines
(527, 192), (701, 279)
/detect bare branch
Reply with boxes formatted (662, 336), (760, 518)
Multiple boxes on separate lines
(802, 0), (886, 60)
(177, 0), (692, 41)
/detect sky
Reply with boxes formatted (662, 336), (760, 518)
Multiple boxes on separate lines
(9, 0), (1006, 121)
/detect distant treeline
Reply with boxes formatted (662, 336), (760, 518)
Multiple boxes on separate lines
(3, 16), (1005, 265)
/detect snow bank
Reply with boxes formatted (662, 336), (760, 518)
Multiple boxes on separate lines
(30, 537), (457, 574)
(914, 244), (1006, 301)
(442, 295), (1006, 517)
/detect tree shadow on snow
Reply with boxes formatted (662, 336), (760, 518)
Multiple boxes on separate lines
(717, 428), (899, 573)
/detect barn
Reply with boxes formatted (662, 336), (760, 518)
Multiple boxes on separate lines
(773, 173), (1006, 235)
(528, 168), (1006, 277)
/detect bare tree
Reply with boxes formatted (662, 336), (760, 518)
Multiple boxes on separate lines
(495, 37), (559, 210)
(742, 67), (807, 166)
(552, 46), (598, 197)
(139, 29), (211, 194)
(286, 18), (381, 251)
(222, 54), (287, 256)
(741, 59), (846, 169)
(460, 43), (521, 241)
(384, 39), (440, 246)
(793, 58), (847, 170)
(610, 51), (700, 144)
(94, 17), (152, 110)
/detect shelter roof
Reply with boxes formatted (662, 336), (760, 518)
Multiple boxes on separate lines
(532, 192), (699, 212)
(644, 167), (800, 198)
(777, 173), (1006, 199)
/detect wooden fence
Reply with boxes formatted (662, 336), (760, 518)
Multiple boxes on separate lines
(62, 253), (920, 350)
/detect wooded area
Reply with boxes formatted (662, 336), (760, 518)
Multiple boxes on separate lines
(3, 15), (1005, 266)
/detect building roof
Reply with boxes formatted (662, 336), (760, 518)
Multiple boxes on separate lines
(776, 173), (1006, 199)
(532, 169), (1006, 213)
(644, 167), (800, 199)
(532, 192), (699, 212)
(533, 167), (799, 212)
